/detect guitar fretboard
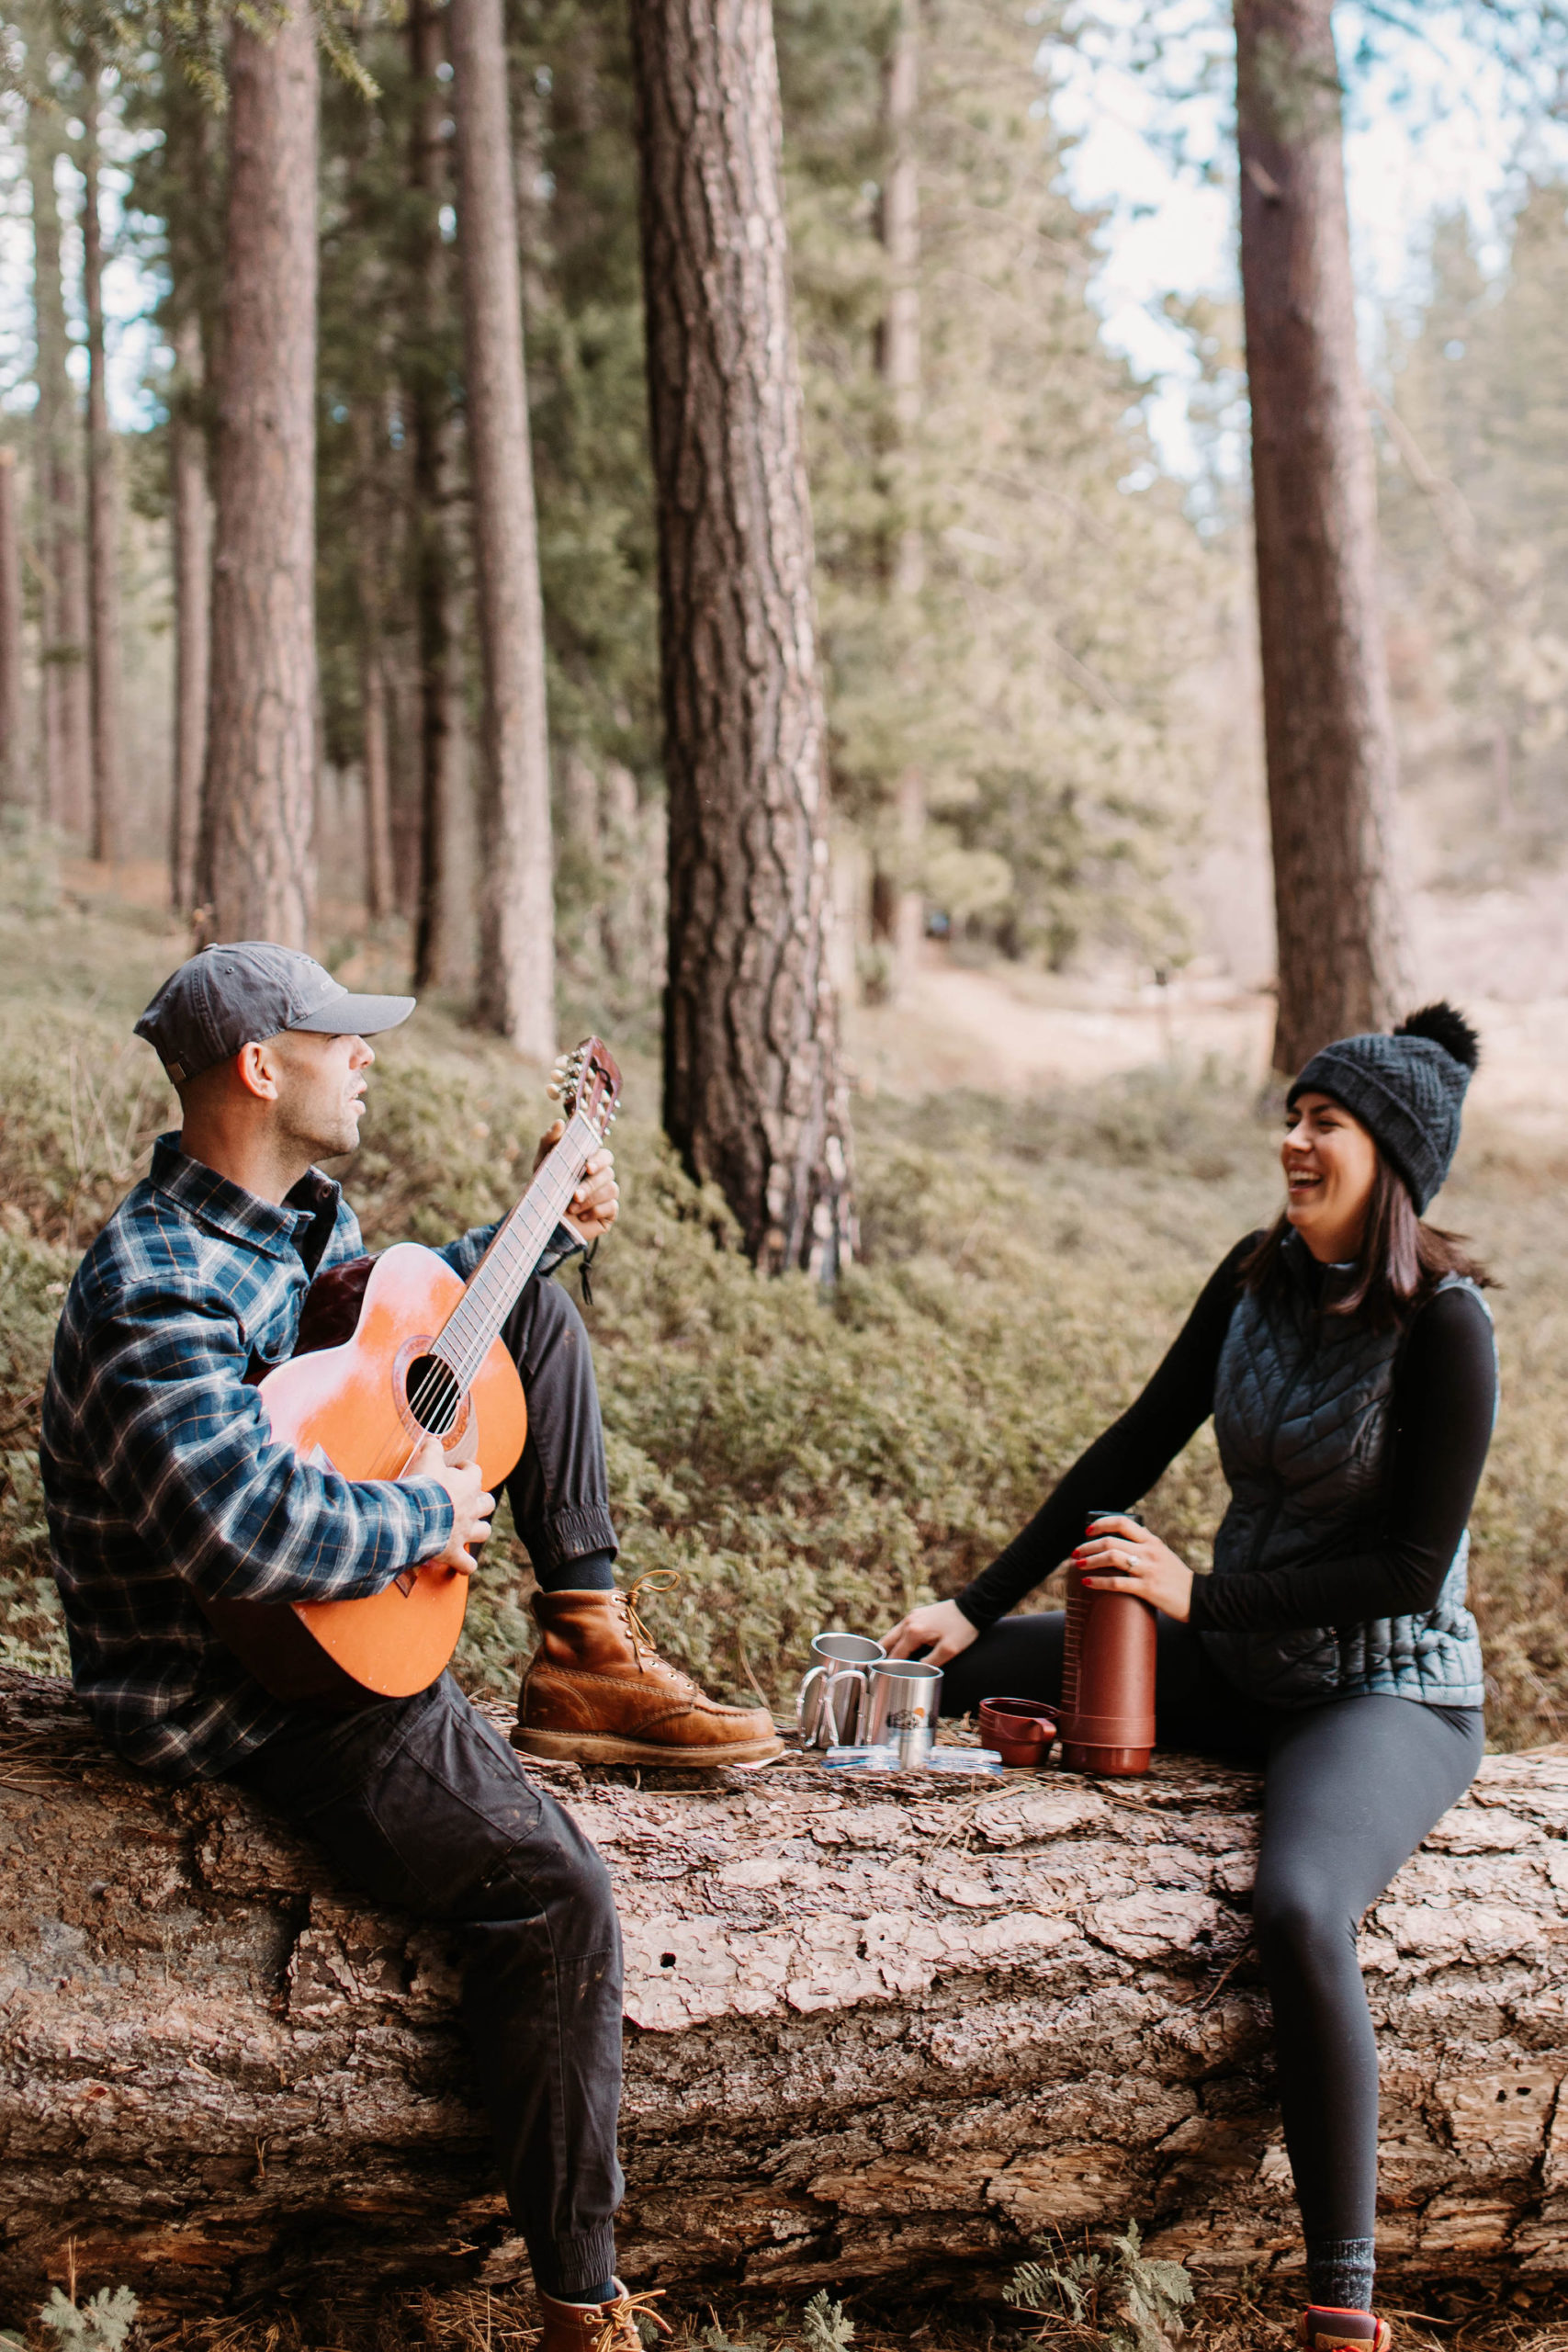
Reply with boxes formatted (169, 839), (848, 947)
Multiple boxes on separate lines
(434, 1110), (602, 1382)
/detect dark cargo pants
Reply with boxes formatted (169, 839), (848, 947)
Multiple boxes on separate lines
(231, 1273), (625, 2298)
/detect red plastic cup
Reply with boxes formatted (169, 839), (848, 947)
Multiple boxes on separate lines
(978, 1695), (1059, 1770)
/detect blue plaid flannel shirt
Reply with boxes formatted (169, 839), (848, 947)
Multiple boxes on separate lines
(40, 1133), (558, 1784)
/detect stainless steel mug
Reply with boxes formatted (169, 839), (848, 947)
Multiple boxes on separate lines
(863, 1657), (942, 1768)
(797, 1632), (885, 1748)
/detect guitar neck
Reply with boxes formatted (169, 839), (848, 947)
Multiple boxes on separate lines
(434, 1112), (601, 1380)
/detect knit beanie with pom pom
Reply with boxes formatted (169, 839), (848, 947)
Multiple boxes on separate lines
(1287, 1002), (1480, 1215)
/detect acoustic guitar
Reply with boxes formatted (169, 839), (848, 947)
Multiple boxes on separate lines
(200, 1039), (622, 1706)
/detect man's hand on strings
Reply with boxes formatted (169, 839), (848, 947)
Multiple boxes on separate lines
(405, 1437), (494, 1575)
(534, 1119), (620, 1243)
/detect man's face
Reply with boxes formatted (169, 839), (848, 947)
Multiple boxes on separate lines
(260, 1029), (375, 1160)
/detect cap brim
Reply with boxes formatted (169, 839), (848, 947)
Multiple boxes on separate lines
(289, 992), (416, 1038)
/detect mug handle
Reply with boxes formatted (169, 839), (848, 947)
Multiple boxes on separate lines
(796, 1663), (828, 1738)
(826, 1667), (871, 1746)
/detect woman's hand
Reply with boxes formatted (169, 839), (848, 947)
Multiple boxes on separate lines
(536, 1120), (620, 1244)
(883, 1598), (979, 1668)
(1076, 1514), (1193, 1623)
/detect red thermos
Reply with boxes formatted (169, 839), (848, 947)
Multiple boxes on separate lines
(1059, 1509), (1156, 1776)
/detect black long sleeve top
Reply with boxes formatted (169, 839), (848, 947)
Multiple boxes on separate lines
(955, 1234), (1497, 1638)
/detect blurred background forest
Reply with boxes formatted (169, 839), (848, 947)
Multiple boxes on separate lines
(6, 0), (1568, 996)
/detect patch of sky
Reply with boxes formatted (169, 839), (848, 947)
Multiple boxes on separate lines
(1041, 0), (1568, 491)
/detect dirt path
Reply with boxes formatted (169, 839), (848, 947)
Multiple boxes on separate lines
(848, 949), (1568, 1148)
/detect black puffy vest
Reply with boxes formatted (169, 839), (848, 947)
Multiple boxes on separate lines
(1202, 1233), (1487, 1710)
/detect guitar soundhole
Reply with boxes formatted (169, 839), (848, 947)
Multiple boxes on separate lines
(403, 1353), (464, 1440)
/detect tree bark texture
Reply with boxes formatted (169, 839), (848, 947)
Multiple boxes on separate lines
(0, 452), (20, 805)
(408, 0), (467, 989)
(168, 315), (212, 917)
(1235, 0), (1409, 1075)
(870, 0), (925, 1000)
(630, 0), (856, 1277)
(3, 1667), (1563, 2320)
(198, 0), (319, 946)
(26, 82), (91, 841)
(448, 0), (556, 1060)
(81, 68), (125, 868)
(353, 407), (396, 924)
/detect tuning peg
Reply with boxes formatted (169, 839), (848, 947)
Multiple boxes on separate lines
(546, 1081), (562, 1101)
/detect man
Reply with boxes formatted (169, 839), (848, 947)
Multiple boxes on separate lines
(40, 942), (778, 2352)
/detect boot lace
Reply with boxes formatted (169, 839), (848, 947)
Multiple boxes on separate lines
(617, 1572), (698, 1690)
(592, 2285), (671, 2352)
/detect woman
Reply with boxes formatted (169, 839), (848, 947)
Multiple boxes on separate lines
(886, 1005), (1495, 2352)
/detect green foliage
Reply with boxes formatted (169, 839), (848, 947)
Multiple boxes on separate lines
(1, 900), (1566, 1754)
(800, 2293), (856, 2352)
(1383, 186), (1568, 883)
(1005, 2222), (1192, 2352)
(38, 2283), (140, 2352)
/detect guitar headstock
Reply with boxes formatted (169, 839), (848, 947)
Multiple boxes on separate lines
(547, 1037), (623, 1140)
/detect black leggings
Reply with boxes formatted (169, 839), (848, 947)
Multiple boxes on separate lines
(942, 1612), (1483, 2254)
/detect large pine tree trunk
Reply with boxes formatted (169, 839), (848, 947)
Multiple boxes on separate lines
(630, 0), (856, 1277)
(1235, 0), (1408, 1074)
(0, 450), (20, 806)
(26, 75), (92, 841)
(448, 0), (556, 1060)
(198, 0), (320, 945)
(168, 315), (212, 917)
(2, 1668), (1565, 2317)
(81, 62), (126, 868)
(409, 0), (466, 989)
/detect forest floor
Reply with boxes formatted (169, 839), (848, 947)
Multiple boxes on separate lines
(2, 862), (1566, 2350)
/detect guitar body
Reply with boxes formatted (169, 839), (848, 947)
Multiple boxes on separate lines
(204, 1246), (528, 1705)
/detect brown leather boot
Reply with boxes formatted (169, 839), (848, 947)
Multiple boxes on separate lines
(513, 1576), (784, 1767)
(537, 2280), (669, 2352)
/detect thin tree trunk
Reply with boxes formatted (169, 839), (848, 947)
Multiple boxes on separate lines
(168, 314), (212, 916)
(630, 0), (856, 1276)
(448, 0), (556, 1060)
(1235, 0), (1408, 1072)
(353, 405), (396, 923)
(409, 0), (464, 989)
(81, 59), (125, 867)
(26, 74), (91, 839)
(877, 0), (924, 996)
(198, 0), (319, 945)
(0, 451), (21, 807)
(360, 650), (393, 921)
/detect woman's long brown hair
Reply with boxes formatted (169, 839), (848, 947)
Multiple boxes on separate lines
(1240, 1154), (1491, 1329)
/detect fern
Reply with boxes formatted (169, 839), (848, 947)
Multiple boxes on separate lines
(39, 2286), (140, 2352)
(1005, 2223), (1192, 2352)
(800, 2291), (856, 2351)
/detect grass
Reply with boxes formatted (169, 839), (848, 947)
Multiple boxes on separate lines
(0, 876), (1565, 1747)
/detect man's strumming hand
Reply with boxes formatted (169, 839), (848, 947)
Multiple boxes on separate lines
(403, 1436), (494, 1574)
(534, 1119), (620, 1244)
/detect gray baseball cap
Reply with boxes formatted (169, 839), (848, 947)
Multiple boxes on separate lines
(134, 943), (415, 1085)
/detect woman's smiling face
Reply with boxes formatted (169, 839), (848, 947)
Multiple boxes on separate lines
(1281, 1091), (1382, 1262)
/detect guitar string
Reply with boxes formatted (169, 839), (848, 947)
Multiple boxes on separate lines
(354, 1104), (610, 1486)
(401, 1117), (592, 1416)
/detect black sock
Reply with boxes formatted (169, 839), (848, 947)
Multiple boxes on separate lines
(1305, 2236), (1375, 2313)
(535, 1549), (617, 1595)
(553, 2279), (616, 2309)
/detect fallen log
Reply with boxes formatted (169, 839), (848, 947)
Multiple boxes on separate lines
(1, 1666), (1565, 2321)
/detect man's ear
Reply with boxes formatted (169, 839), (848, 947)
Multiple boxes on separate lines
(233, 1041), (282, 1103)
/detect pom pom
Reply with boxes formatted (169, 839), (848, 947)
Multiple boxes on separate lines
(1393, 1001), (1480, 1071)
